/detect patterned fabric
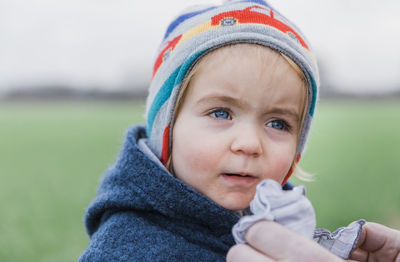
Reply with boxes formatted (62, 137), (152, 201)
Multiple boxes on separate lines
(145, 0), (320, 163)
(313, 220), (365, 259)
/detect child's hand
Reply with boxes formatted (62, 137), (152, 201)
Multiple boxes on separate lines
(227, 220), (343, 262)
(349, 222), (400, 261)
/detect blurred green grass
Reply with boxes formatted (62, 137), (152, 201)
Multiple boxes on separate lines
(1, 99), (399, 261)
(293, 99), (400, 229)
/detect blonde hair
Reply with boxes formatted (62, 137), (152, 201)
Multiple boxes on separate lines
(280, 53), (314, 181)
(168, 44), (313, 182)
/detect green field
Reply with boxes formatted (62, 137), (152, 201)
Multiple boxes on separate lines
(1, 99), (399, 261)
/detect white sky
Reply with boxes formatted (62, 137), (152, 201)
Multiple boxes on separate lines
(0, 0), (399, 94)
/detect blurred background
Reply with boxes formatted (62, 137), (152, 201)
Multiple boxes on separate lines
(1, 0), (399, 261)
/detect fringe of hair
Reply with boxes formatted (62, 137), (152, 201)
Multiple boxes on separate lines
(293, 163), (315, 182)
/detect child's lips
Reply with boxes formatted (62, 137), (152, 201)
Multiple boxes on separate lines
(221, 172), (258, 186)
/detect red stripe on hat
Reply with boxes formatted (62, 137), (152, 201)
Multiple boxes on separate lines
(281, 154), (302, 186)
(152, 35), (183, 79)
(160, 124), (170, 164)
(210, 6), (309, 50)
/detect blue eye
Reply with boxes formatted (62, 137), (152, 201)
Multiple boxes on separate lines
(267, 120), (289, 130)
(210, 109), (231, 119)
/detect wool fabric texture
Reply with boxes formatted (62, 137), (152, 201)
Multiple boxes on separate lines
(78, 125), (239, 261)
(145, 0), (320, 163)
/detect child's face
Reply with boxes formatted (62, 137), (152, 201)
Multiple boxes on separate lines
(171, 46), (305, 210)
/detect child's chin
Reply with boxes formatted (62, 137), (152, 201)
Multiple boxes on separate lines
(217, 198), (251, 211)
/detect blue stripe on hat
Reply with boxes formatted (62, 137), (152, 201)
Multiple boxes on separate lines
(232, 0), (271, 7)
(164, 6), (217, 40)
(147, 50), (206, 136)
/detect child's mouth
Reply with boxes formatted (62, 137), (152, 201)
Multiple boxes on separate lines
(224, 173), (252, 177)
(222, 173), (257, 186)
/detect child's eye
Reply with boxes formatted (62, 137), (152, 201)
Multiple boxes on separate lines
(266, 120), (290, 131)
(209, 108), (231, 120)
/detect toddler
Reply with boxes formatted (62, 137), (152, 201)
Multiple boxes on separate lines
(79, 1), (400, 261)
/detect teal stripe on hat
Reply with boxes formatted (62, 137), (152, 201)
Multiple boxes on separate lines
(147, 50), (206, 137)
(310, 76), (317, 117)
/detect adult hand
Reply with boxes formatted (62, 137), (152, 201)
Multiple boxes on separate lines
(227, 220), (343, 262)
(349, 222), (400, 262)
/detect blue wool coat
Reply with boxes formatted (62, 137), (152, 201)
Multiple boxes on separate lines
(78, 125), (240, 261)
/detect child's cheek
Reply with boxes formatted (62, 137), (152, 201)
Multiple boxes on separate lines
(269, 147), (296, 183)
(181, 136), (223, 174)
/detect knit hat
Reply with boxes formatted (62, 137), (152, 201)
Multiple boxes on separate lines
(145, 0), (319, 164)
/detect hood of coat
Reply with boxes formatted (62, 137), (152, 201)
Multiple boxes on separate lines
(84, 125), (239, 244)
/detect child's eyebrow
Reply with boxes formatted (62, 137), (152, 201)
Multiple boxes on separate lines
(268, 107), (301, 122)
(196, 95), (241, 107)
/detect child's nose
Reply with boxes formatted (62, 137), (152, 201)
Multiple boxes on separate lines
(230, 123), (263, 157)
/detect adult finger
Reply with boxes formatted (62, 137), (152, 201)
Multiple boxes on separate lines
(348, 247), (368, 261)
(353, 222), (400, 261)
(356, 222), (400, 252)
(227, 243), (275, 262)
(245, 221), (343, 262)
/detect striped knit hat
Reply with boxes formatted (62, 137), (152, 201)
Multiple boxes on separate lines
(145, 0), (319, 164)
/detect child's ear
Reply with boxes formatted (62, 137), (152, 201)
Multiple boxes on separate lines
(281, 154), (301, 186)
